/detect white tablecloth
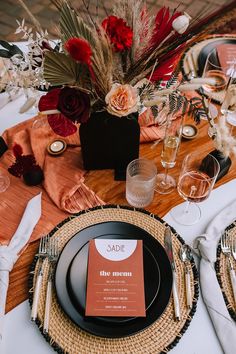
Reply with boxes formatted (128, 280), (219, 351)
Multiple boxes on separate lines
(1, 94), (236, 354)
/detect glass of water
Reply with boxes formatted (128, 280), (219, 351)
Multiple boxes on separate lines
(126, 158), (157, 208)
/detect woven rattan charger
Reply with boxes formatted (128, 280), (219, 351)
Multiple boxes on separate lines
(29, 205), (199, 354)
(215, 220), (236, 322)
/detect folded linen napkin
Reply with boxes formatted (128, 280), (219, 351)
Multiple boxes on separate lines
(0, 90), (22, 110)
(0, 193), (41, 344)
(193, 199), (236, 354)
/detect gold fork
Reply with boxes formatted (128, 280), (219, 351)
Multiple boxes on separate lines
(43, 237), (59, 334)
(31, 235), (49, 321)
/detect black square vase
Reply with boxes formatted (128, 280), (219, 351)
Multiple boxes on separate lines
(79, 111), (140, 180)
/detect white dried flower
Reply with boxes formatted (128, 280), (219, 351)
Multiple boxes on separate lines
(214, 115), (236, 157)
(172, 13), (191, 34)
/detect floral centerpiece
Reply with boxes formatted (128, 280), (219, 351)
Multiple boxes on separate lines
(1, 0), (201, 176)
(31, 0), (195, 137)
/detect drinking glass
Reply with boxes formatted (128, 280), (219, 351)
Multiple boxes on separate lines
(202, 51), (227, 93)
(155, 116), (182, 194)
(126, 158), (157, 208)
(0, 170), (10, 192)
(170, 152), (220, 225)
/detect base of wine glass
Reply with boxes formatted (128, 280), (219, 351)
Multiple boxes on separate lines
(170, 202), (201, 225)
(155, 173), (176, 194)
(0, 174), (10, 192)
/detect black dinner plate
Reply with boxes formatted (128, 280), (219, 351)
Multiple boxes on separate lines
(55, 221), (173, 338)
(197, 38), (236, 76)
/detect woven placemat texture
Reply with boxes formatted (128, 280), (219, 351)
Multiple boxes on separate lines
(215, 221), (236, 322)
(29, 205), (199, 354)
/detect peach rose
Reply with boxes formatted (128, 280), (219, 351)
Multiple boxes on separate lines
(105, 84), (140, 117)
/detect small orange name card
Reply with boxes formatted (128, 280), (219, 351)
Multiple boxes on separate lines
(85, 239), (146, 317)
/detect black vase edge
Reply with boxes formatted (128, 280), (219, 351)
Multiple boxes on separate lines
(79, 111), (140, 181)
(203, 149), (232, 182)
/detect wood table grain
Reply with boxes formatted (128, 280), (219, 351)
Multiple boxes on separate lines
(6, 117), (236, 313)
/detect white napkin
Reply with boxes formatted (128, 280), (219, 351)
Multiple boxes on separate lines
(0, 193), (42, 343)
(194, 199), (236, 354)
(0, 90), (22, 110)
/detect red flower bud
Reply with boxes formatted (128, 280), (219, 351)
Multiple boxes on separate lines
(64, 37), (92, 66)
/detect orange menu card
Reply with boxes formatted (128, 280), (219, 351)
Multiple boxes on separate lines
(85, 239), (146, 317)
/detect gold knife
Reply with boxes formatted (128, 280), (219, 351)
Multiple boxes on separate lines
(164, 227), (180, 321)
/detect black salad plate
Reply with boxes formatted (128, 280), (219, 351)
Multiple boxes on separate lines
(197, 38), (236, 76)
(54, 221), (173, 338)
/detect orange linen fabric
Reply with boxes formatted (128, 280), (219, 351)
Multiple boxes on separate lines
(0, 111), (179, 246)
(0, 115), (104, 245)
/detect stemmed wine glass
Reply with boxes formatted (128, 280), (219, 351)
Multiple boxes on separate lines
(200, 50), (228, 124)
(155, 115), (183, 194)
(170, 151), (220, 225)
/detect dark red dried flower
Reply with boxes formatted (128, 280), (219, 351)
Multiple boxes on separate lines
(38, 88), (61, 112)
(102, 16), (133, 52)
(64, 37), (92, 66)
(47, 113), (77, 137)
(8, 144), (43, 184)
(13, 143), (23, 158)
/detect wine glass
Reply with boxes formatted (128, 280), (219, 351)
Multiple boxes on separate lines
(170, 152), (220, 225)
(155, 115), (182, 194)
(200, 50), (228, 123)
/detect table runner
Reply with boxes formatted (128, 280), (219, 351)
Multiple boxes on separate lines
(0, 108), (181, 247)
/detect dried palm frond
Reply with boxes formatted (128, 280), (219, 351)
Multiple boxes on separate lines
(59, 1), (96, 46)
(43, 51), (91, 90)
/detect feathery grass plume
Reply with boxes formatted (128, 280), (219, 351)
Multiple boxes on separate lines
(213, 116), (236, 157)
(17, 0), (42, 32)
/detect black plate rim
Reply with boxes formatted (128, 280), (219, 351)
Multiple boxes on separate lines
(54, 220), (173, 338)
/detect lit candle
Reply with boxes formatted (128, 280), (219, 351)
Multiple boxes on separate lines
(47, 139), (67, 155)
(182, 125), (198, 139)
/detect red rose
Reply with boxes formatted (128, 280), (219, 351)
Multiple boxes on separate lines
(58, 87), (90, 123)
(38, 87), (90, 137)
(64, 37), (92, 66)
(102, 16), (133, 52)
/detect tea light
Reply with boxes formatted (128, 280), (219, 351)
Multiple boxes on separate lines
(47, 139), (67, 155)
(182, 124), (198, 139)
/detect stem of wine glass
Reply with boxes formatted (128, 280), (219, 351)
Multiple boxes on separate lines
(164, 167), (169, 184)
(183, 185), (197, 214)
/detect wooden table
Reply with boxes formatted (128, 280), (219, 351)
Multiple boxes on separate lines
(6, 116), (236, 314)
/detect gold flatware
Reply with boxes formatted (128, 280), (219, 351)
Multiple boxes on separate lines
(31, 235), (49, 321)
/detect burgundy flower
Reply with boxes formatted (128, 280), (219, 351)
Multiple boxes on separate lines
(47, 113), (77, 137)
(102, 16), (133, 52)
(38, 87), (90, 137)
(64, 37), (92, 66)
(38, 88), (60, 112)
(58, 87), (90, 123)
(8, 143), (43, 182)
